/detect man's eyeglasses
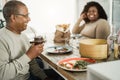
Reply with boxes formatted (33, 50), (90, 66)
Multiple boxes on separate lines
(15, 13), (29, 18)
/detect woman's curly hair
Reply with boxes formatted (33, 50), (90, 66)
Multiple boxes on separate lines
(81, 1), (107, 23)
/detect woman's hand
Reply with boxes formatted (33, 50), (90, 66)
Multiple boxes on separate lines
(80, 12), (87, 20)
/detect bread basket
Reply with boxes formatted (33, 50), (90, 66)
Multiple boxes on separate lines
(79, 39), (108, 59)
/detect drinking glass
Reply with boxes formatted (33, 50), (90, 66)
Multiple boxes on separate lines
(64, 37), (70, 46)
(42, 34), (47, 43)
(107, 24), (120, 60)
(71, 34), (80, 49)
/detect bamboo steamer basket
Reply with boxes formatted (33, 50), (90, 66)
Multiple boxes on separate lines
(79, 39), (108, 59)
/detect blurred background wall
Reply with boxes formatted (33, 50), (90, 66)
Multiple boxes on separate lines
(0, 0), (120, 34)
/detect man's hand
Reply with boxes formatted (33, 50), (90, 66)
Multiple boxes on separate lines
(26, 44), (44, 60)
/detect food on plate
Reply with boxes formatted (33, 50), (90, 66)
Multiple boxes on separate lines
(59, 60), (90, 70)
(54, 47), (68, 53)
(73, 60), (90, 69)
(64, 62), (73, 69)
(46, 46), (73, 54)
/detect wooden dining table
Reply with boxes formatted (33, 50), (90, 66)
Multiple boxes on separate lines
(38, 33), (117, 80)
(38, 34), (89, 80)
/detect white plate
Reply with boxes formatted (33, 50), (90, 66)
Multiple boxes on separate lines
(46, 46), (73, 54)
(57, 58), (96, 71)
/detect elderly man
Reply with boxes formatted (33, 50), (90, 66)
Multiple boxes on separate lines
(0, 1), (63, 80)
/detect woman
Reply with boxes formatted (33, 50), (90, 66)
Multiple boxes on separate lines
(72, 1), (110, 39)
